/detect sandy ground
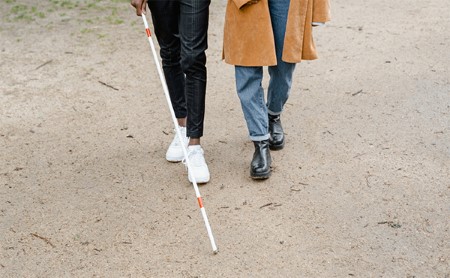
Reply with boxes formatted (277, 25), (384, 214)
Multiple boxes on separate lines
(1, 0), (449, 277)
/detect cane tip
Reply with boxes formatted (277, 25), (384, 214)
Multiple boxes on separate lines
(213, 249), (219, 255)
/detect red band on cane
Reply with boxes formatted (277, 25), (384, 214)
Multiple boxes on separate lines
(197, 197), (203, 208)
(145, 28), (151, 37)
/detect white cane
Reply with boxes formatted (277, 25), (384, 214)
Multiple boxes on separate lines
(140, 14), (218, 254)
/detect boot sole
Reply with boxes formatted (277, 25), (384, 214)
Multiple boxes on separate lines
(269, 138), (285, 150)
(250, 171), (271, 179)
(269, 143), (284, 151)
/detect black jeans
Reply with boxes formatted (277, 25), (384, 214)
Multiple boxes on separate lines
(147, 0), (210, 138)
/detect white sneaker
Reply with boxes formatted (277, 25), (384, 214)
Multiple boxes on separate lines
(165, 126), (189, 162)
(185, 145), (210, 184)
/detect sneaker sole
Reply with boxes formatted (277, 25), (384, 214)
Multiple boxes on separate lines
(166, 157), (183, 163)
(188, 176), (210, 184)
(166, 153), (185, 162)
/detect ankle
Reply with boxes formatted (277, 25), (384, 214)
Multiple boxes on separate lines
(177, 117), (187, 127)
(189, 138), (200, 146)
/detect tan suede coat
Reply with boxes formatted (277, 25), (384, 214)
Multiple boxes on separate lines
(223, 0), (331, 66)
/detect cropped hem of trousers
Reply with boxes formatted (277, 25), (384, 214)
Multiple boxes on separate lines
(148, 0), (210, 138)
(235, 0), (295, 141)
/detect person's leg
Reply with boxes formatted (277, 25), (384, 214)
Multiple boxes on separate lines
(179, 0), (210, 144)
(235, 66), (271, 179)
(179, 0), (211, 183)
(147, 0), (188, 162)
(266, 0), (296, 150)
(267, 0), (296, 115)
(147, 0), (187, 124)
(235, 66), (269, 141)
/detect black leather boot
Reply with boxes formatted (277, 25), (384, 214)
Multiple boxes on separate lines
(250, 140), (271, 179)
(269, 114), (285, 150)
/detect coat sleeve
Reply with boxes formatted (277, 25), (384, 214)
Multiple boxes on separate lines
(232, 0), (253, 9)
(312, 0), (331, 23)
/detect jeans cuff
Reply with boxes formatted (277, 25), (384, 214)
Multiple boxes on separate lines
(249, 134), (270, 141)
(267, 109), (282, 116)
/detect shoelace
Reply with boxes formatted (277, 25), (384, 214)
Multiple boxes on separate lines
(171, 134), (181, 146)
(182, 148), (205, 167)
(171, 128), (187, 147)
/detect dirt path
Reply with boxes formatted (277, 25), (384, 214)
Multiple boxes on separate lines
(1, 0), (449, 277)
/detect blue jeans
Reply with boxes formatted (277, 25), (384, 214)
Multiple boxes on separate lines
(235, 0), (296, 141)
(148, 0), (210, 138)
